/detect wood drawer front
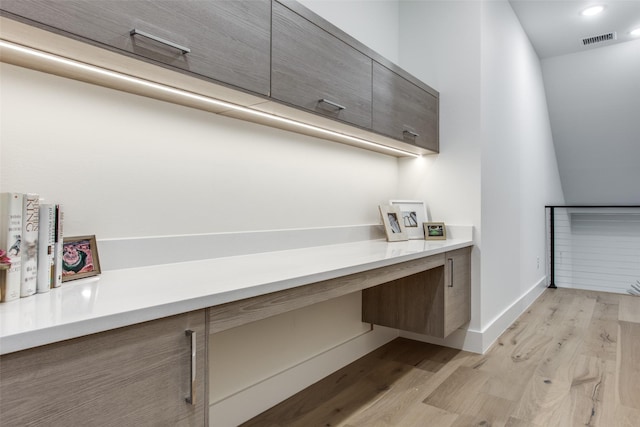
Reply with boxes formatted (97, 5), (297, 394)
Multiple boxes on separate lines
(0, 0), (272, 95)
(0, 310), (207, 426)
(271, 1), (372, 129)
(372, 62), (439, 152)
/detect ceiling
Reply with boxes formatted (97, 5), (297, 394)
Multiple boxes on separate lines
(508, 0), (640, 58)
(508, 1), (640, 205)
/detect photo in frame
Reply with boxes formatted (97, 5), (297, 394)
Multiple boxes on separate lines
(61, 235), (101, 282)
(379, 205), (408, 242)
(389, 200), (428, 239)
(424, 222), (447, 240)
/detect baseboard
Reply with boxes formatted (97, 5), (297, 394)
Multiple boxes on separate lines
(400, 276), (548, 354)
(209, 326), (399, 427)
(477, 276), (547, 352)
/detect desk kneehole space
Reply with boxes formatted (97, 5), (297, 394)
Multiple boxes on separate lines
(208, 246), (471, 339)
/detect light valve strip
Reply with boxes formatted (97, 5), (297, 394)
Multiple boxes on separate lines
(0, 40), (422, 158)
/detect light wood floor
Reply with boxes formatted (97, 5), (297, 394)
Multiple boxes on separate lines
(242, 288), (640, 426)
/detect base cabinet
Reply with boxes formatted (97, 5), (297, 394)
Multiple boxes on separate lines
(362, 247), (471, 338)
(0, 310), (207, 427)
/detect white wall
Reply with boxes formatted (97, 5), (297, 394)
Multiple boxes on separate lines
(395, 0), (564, 346)
(479, 0), (564, 333)
(0, 64), (398, 237)
(542, 39), (640, 205)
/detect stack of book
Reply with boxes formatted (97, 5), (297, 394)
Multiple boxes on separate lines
(0, 192), (64, 303)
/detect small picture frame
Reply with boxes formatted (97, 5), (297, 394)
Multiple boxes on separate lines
(62, 235), (101, 282)
(389, 200), (427, 240)
(379, 205), (408, 242)
(424, 222), (447, 240)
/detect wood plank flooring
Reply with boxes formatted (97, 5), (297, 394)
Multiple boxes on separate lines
(241, 288), (640, 426)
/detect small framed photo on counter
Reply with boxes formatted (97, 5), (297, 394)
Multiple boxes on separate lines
(379, 205), (408, 242)
(424, 222), (447, 240)
(62, 235), (101, 282)
(389, 200), (427, 240)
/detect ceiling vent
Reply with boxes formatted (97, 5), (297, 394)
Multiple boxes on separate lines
(582, 32), (617, 46)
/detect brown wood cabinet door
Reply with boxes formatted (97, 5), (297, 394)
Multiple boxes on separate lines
(443, 247), (471, 337)
(271, 1), (372, 129)
(0, 0), (272, 95)
(0, 310), (207, 426)
(372, 62), (439, 152)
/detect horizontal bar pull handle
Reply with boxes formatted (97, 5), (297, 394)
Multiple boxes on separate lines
(448, 258), (454, 287)
(319, 98), (346, 111)
(130, 29), (191, 54)
(185, 329), (196, 405)
(403, 129), (420, 139)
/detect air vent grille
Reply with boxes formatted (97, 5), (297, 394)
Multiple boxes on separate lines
(582, 32), (617, 46)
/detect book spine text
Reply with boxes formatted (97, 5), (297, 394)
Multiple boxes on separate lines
(20, 194), (39, 297)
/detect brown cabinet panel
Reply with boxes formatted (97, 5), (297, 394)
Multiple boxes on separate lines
(271, 1), (372, 128)
(0, 0), (272, 95)
(362, 267), (445, 336)
(0, 311), (207, 426)
(372, 62), (439, 152)
(362, 247), (470, 337)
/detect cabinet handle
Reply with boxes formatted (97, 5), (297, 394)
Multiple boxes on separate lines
(130, 29), (191, 54)
(319, 98), (346, 111)
(448, 258), (454, 287)
(185, 329), (196, 405)
(403, 130), (420, 139)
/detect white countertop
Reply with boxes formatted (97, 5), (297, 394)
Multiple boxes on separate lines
(0, 238), (472, 355)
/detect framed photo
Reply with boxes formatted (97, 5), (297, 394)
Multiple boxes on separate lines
(424, 222), (447, 240)
(389, 200), (427, 239)
(379, 205), (408, 242)
(62, 235), (101, 282)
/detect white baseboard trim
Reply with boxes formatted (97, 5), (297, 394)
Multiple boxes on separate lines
(209, 326), (399, 427)
(400, 276), (548, 354)
(477, 276), (547, 352)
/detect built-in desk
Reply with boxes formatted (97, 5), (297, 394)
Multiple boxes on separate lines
(0, 237), (473, 354)
(0, 236), (472, 426)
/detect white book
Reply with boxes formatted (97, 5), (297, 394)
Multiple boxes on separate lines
(20, 193), (39, 297)
(37, 203), (55, 293)
(52, 204), (64, 288)
(1, 192), (23, 302)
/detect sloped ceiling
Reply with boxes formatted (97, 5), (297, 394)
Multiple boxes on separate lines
(509, 0), (640, 59)
(509, 0), (640, 204)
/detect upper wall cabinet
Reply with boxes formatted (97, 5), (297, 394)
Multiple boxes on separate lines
(271, 1), (372, 129)
(372, 62), (439, 152)
(0, 0), (272, 96)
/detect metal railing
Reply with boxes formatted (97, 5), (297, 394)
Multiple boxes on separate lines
(546, 206), (640, 295)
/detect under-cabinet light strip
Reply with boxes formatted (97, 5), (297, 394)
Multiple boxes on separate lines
(0, 40), (421, 158)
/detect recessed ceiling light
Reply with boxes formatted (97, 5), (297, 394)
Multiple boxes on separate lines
(581, 5), (605, 16)
(631, 27), (640, 36)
